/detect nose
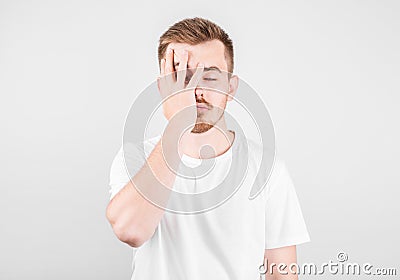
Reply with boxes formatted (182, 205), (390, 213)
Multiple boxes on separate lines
(195, 87), (204, 98)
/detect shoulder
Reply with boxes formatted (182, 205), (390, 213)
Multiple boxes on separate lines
(241, 135), (292, 195)
(118, 135), (161, 163)
(264, 153), (294, 200)
(109, 135), (161, 185)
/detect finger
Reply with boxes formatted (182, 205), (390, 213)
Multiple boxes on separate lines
(160, 58), (166, 77)
(176, 50), (188, 85)
(165, 48), (175, 82)
(187, 63), (204, 89)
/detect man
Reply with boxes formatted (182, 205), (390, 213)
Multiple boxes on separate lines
(106, 17), (310, 280)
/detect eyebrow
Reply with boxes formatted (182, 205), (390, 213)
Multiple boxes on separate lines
(204, 66), (222, 73)
(173, 63), (222, 73)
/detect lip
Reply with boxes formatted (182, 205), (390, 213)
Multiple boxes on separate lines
(196, 104), (209, 110)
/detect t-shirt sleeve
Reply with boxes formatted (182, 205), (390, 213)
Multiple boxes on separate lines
(264, 159), (311, 249)
(108, 142), (147, 200)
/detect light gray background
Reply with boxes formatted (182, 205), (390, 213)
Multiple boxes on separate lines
(1, 0), (399, 279)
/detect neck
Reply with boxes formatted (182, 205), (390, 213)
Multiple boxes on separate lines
(179, 116), (235, 159)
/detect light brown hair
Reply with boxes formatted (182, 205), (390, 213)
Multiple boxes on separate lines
(158, 17), (234, 73)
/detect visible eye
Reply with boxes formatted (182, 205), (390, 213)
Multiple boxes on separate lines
(203, 78), (217, 81)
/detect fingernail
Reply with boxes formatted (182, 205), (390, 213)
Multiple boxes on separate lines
(167, 48), (172, 54)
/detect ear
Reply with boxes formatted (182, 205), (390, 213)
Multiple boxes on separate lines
(227, 75), (239, 101)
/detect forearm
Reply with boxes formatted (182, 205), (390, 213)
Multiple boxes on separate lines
(265, 271), (298, 280)
(264, 246), (298, 280)
(106, 135), (181, 247)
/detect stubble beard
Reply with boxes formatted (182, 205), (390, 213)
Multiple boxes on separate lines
(191, 122), (213, 134)
(191, 110), (224, 134)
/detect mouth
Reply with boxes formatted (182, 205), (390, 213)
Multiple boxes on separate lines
(196, 103), (209, 110)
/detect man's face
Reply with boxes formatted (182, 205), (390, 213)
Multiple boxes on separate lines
(165, 40), (236, 133)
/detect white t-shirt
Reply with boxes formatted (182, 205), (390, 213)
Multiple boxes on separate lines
(109, 131), (310, 280)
